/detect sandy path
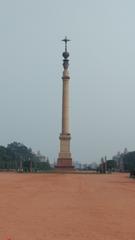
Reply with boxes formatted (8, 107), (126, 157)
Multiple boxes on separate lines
(0, 173), (135, 240)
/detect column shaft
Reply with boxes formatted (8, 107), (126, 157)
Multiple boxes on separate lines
(62, 76), (70, 134)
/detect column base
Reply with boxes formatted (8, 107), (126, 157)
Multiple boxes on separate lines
(56, 158), (74, 169)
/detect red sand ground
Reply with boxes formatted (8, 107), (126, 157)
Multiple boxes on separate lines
(0, 173), (135, 240)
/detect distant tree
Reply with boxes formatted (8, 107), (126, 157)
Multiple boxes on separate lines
(123, 151), (135, 171)
(106, 160), (116, 171)
(0, 142), (51, 172)
(7, 142), (32, 161)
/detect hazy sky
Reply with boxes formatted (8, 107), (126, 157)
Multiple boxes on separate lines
(0, 0), (135, 163)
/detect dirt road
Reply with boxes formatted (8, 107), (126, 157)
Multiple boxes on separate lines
(0, 173), (135, 240)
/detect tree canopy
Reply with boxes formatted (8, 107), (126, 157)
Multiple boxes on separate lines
(0, 142), (51, 172)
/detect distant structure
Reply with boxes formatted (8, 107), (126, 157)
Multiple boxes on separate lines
(56, 37), (74, 169)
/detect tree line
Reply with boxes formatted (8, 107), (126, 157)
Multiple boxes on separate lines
(99, 150), (135, 173)
(0, 142), (51, 172)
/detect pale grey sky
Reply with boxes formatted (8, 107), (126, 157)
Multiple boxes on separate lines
(0, 0), (135, 163)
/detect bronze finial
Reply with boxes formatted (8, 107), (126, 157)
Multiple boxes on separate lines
(62, 36), (70, 52)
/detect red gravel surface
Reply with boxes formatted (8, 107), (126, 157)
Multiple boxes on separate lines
(0, 173), (135, 240)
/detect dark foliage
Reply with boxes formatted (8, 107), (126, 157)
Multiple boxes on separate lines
(106, 160), (116, 171)
(123, 151), (135, 171)
(0, 142), (51, 171)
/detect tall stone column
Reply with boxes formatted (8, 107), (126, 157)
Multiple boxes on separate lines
(56, 37), (73, 169)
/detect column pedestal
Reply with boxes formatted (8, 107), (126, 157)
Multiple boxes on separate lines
(56, 133), (74, 169)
